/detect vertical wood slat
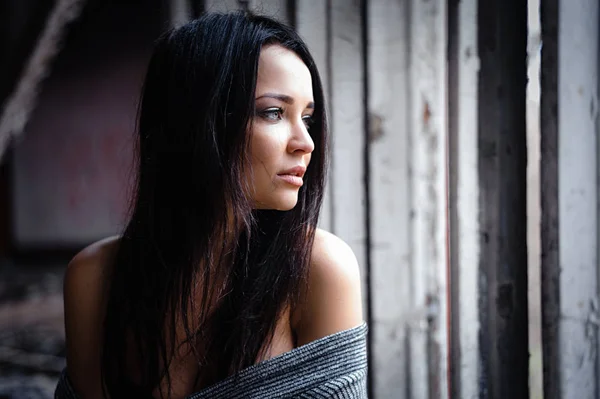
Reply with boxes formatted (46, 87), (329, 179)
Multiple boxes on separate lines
(407, 0), (449, 397)
(295, 0), (332, 232)
(477, 0), (529, 397)
(541, 0), (600, 398)
(367, 0), (411, 397)
(447, 0), (480, 398)
(526, 1), (543, 398)
(556, 1), (599, 395)
(329, 0), (369, 315)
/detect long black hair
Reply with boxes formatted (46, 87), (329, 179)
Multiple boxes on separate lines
(100, 10), (328, 398)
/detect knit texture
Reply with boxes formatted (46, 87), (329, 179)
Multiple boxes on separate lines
(55, 323), (368, 398)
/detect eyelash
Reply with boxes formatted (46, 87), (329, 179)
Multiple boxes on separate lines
(261, 107), (284, 121)
(260, 107), (315, 129)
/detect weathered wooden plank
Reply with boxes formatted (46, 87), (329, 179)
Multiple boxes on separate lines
(526, 1), (543, 398)
(329, 0), (368, 313)
(477, 0), (529, 397)
(541, 0), (600, 398)
(294, 0), (332, 232)
(367, 0), (411, 397)
(447, 0), (479, 397)
(407, 0), (448, 397)
(555, 1), (600, 395)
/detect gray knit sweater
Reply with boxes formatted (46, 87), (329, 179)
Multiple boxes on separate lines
(55, 323), (368, 398)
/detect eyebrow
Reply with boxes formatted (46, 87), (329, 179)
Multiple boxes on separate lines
(255, 93), (315, 109)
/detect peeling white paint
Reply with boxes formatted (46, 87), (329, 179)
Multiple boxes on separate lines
(408, 0), (448, 397)
(553, 0), (600, 397)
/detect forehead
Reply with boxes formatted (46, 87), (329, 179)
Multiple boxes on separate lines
(256, 45), (313, 98)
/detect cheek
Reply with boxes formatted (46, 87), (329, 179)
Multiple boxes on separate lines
(250, 130), (285, 172)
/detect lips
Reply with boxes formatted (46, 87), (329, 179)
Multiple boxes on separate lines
(277, 166), (306, 187)
(278, 166), (306, 177)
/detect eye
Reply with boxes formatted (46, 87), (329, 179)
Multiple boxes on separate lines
(302, 115), (315, 130)
(260, 107), (284, 121)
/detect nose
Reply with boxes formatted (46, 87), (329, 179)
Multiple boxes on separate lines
(287, 118), (315, 154)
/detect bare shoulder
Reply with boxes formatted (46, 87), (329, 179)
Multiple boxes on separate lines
(64, 235), (120, 307)
(310, 229), (360, 276)
(63, 235), (120, 397)
(67, 235), (119, 272)
(293, 229), (364, 346)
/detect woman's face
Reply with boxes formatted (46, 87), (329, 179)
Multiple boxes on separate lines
(249, 44), (315, 211)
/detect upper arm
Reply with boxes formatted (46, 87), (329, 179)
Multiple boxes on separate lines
(294, 229), (364, 346)
(63, 237), (118, 398)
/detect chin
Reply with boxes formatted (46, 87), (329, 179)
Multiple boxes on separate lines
(273, 197), (299, 211)
(255, 193), (299, 211)
(276, 203), (298, 211)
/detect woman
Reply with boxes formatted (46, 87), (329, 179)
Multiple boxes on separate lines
(56, 10), (366, 399)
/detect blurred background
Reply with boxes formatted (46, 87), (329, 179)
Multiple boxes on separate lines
(0, 0), (594, 398)
(0, 1), (163, 397)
